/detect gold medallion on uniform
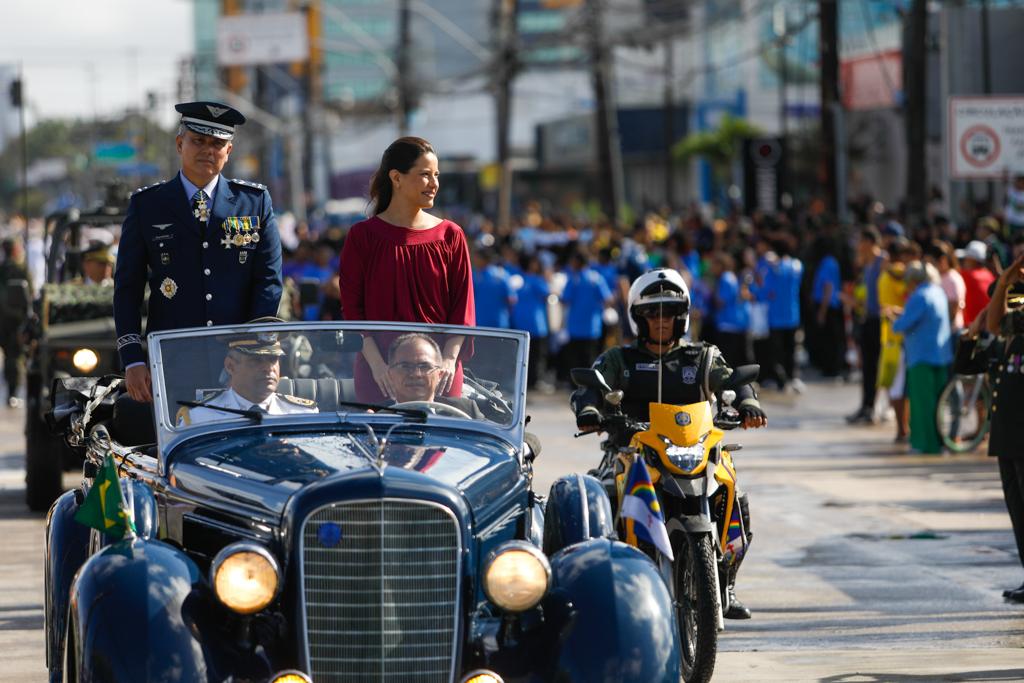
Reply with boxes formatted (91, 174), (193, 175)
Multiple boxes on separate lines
(160, 277), (178, 299)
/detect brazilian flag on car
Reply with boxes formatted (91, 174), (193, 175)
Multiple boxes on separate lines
(74, 453), (136, 539)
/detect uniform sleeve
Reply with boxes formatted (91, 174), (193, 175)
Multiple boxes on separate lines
(338, 224), (367, 320)
(249, 189), (283, 319)
(706, 344), (760, 409)
(446, 228), (475, 326)
(113, 195), (148, 367)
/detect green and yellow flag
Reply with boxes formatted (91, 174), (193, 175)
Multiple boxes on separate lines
(74, 453), (136, 539)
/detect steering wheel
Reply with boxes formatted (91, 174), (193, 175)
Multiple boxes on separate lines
(391, 400), (472, 419)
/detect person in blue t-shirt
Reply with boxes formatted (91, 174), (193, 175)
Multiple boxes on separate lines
(511, 252), (553, 389)
(472, 249), (515, 328)
(712, 252), (751, 366)
(561, 249), (613, 380)
(811, 237), (845, 378)
(763, 238), (804, 391)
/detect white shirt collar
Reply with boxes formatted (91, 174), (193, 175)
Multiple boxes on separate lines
(179, 171), (220, 203)
(226, 388), (274, 412)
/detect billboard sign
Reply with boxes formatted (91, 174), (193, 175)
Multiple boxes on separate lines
(217, 13), (309, 66)
(949, 96), (1024, 178)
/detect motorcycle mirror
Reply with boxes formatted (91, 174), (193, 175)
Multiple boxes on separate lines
(570, 367), (613, 394)
(605, 390), (624, 406)
(723, 364), (760, 391)
(721, 390), (737, 406)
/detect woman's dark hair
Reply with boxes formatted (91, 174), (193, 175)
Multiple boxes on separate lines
(369, 136), (435, 214)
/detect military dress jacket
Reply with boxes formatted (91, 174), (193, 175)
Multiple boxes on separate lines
(114, 174), (283, 367)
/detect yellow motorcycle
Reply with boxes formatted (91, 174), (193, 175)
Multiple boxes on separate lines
(572, 365), (758, 683)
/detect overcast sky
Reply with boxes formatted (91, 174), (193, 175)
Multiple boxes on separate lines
(0, 0), (193, 127)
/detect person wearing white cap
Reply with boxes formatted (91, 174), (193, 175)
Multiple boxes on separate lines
(957, 240), (995, 330)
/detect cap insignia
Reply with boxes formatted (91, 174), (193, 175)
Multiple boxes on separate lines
(207, 104), (229, 118)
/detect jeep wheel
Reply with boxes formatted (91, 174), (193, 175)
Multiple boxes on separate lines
(26, 407), (63, 512)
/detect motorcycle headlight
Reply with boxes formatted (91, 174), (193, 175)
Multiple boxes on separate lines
(72, 348), (99, 373)
(483, 541), (551, 612)
(665, 442), (706, 473)
(211, 542), (281, 614)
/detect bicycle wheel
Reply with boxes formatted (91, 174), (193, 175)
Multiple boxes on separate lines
(936, 374), (991, 453)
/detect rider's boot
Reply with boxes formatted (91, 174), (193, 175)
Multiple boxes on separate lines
(724, 582), (752, 619)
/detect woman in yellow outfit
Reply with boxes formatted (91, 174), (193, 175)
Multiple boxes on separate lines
(877, 241), (916, 442)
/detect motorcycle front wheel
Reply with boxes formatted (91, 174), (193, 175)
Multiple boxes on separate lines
(672, 532), (718, 683)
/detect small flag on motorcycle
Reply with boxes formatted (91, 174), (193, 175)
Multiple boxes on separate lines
(621, 455), (674, 560)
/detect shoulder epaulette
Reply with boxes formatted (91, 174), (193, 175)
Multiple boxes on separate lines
(131, 181), (165, 197)
(281, 393), (316, 407)
(229, 178), (268, 192)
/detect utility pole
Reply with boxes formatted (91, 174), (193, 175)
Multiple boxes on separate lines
(12, 70), (28, 242)
(981, 0), (994, 208)
(396, 0), (413, 135)
(494, 0), (517, 231)
(818, 0), (839, 216)
(905, 0), (927, 225)
(774, 2), (788, 141)
(588, 0), (625, 223)
(662, 37), (676, 210)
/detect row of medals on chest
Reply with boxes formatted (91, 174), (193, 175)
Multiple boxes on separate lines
(194, 195), (260, 248)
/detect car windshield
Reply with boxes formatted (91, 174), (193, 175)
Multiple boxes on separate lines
(149, 323), (525, 436)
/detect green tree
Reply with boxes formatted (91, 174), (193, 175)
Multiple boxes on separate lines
(672, 114), (763, 188)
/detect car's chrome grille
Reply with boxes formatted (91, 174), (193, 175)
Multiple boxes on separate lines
(302, 500), (460, 683)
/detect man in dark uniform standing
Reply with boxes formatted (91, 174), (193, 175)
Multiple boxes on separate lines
(0, 237), (32, 407)
(570, 268), (767, 619)
(115, 101), (283, 403)
(973, 252), (1024, 602)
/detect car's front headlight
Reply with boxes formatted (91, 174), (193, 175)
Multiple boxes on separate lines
(482, 541), (551, 612)
(72, 348), (99, 373)
(211, 542), (281, 614)
(665, 441), (707, 473)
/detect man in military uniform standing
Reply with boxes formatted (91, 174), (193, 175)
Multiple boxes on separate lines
(570, 268), (766, 619)
(0, 237), (32, 407)
(975, 252), (1024, 602)
(114, 101), (283, 403)
(178, 332), (317, 425)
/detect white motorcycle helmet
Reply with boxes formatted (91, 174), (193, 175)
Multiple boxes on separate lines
(627, 268), (691, 340)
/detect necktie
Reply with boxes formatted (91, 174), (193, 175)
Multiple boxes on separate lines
(192, 190), (210, 224)
(248, 403), (268, 414)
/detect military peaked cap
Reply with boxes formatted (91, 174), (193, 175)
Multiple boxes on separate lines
(175, 101), (246, 140)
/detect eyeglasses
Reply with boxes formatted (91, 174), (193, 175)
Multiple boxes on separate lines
(390, 362), (441, 375)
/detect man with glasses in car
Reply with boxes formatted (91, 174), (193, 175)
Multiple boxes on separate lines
(570, 268), (766, 619)
(386, 333), (484, 419)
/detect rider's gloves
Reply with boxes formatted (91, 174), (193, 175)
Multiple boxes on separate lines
(576, 406), (602, 430)
(738, 403), (766, 422)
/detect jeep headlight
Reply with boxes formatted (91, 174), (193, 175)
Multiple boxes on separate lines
(211, 542), (280, 614)
(72, 348), (99, 373)
(665, 441), (707, 473)
(483, 541), (550, 612)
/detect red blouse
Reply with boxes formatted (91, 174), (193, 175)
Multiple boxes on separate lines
(339, 216), (475, 401)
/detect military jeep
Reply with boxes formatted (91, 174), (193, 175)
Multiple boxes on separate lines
(25, 190), (129, 511)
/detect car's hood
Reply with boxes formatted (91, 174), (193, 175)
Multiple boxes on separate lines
(166, 428), (522, 520)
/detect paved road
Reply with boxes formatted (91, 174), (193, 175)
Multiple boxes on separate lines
(4, 379), (1024, 681)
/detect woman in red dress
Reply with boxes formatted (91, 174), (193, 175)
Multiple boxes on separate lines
(339, 137), (475, 402)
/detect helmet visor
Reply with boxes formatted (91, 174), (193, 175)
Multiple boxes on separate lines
(635, 302), (687, 320)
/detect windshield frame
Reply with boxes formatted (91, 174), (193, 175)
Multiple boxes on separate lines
(147, 321), (529, 460)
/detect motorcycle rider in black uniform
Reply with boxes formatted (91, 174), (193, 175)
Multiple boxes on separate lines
(571, 267), (767, 619)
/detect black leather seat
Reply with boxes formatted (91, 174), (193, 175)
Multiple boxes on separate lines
(277, 377), (358, 412)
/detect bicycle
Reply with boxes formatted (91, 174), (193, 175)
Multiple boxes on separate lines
(936, 373), (991, 453)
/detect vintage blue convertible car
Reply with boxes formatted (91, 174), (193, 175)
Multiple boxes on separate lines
(44, 321), (681, 683)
